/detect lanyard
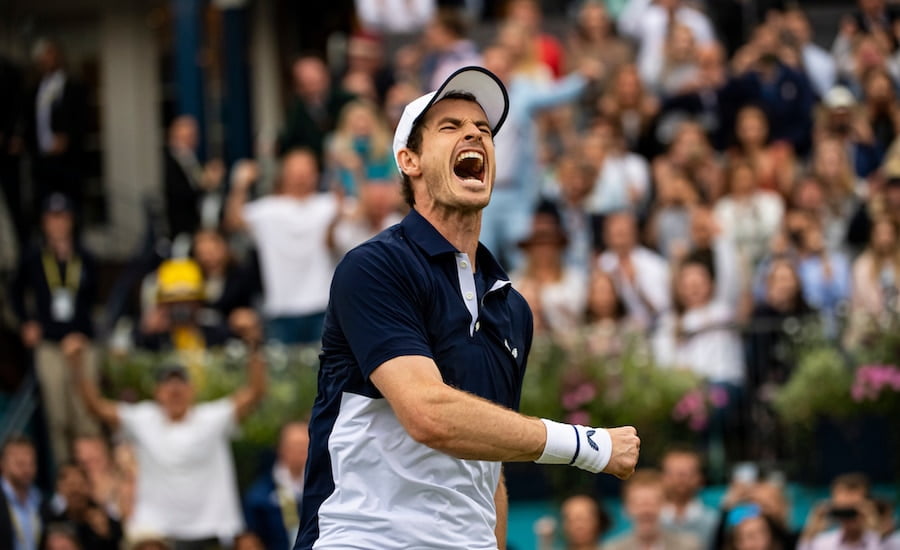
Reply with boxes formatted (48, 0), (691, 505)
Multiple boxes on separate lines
(6, 498), (41, 550)
(41, 249), (81, 292)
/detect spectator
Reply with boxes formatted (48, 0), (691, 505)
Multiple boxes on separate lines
(585, 117), (651, 217)
(25, 39), (86, 208)
(42, 462), (123, 550)
(724, 504), (785, 550)
(644, 171), (701, 261)
(163, 116), (225, 242)
(795, 216), (852, 335)
(42, 524), (83, 550)
(714, 159), (785, 268)
(496, 20), (553, 86)
(715, 476), (797, 550)
(799, 473), (881, 550)
(327, 180), (403, 259)
(847, 218), (900, 347)
(565, 0), (633, 97)
(479, 43), (594, 269)
(652, 121), (723, 203)
(504, 0), (566, 79)
(191, 228), (258, 333)
(583, 270), (636, 358)
(655, 24), (701, 97)
(383, 80), (423, 131)
(659, 446), (719, 546)
(598, 211), (671, 329)
(1, 435), (41, 550)
(809, 137), (862, 223)
(72, 435), (130, 520)
(342, 33), (393, 103)
(513, 209), (586, 337)
(421, 8), (481, 91)
(685, 206), (744, 314)
(606, 469), (701, 550)
(728, 104), (796, 198)
(547, 154), (599, 273)
(354, 0), (434, 35)
(860, 67), (900, 157)
(277, 55), (355, 163)
(653, 258), (745, 386)
(791, 177), (852, 256)
(815, 87), (880, 180)
(243, 421), (309, 550)
(324, 99), (397, 197)
(134, 258), (234, 353)
(536, 493), (610, 550)
(225, 151), (338, 345)
(597, 64), (660, 157)
(9, 193), (101, 465)
(832, 0), (900, 83)
(65, 326), (265, 549)
(781, 8), (837, 99)
(617, 0), (715, 91)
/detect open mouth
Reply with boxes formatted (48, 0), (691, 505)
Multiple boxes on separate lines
(453, 150), (485, 183)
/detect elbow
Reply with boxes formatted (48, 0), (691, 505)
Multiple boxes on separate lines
(398, 392), (456, 451)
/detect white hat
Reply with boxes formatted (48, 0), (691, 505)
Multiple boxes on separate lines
(392, 66), (509, 172)
(823, 86), (857, 110)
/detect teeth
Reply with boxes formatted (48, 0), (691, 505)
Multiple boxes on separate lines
(455, 151), (484, 164)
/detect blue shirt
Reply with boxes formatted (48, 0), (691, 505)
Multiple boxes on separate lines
(297, 209), (534, 550)
(2, 478), (41, 550)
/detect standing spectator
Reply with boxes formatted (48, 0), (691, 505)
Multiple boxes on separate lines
(324, 99), (397, 197)
(714, 160), (785, 269)
(512, 209), (587, 337)
(799, 473), (882, 550)
(72, 436), (130, 521)
(728, 105), (796, 198)
(0, 435), (42, 550)
(686, 206), (744, 314)
(191, 229), (257, 333)
(617, 0), (715, 90)
(225, 152), (338, 345)
(278, 56), (355, 163)
(65, 327), (266, 550)
(25, 39), (86, 208)
(606, 469), (702, 550)
(41, 462), (123, 550)
(660, 446), (719, 547)
(422, 8), (482, 91)
(9, 193), (101, 466)
(163, 116), (225, 242)
(327, 180), (403, 259)
(597, 211), (671, 329)
(653, 258), (745, 386)
(243, 422), (309, 550)
(781, 8), (837, 99)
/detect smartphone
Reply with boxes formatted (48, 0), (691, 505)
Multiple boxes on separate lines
(828, 506), (859, 520)
(732, 462), (759, 484)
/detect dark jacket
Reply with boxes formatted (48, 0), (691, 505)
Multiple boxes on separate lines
(277, 89), (355, 163)
(243, 465), (297, 550)
(41, 499), (123, 550)
(163, 146), (203, 239)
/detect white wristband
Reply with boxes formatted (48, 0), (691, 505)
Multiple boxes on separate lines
(536, 419), (612, 474)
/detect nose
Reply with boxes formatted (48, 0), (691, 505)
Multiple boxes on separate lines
(462, 120), (482, 142)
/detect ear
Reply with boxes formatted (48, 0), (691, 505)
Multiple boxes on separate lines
(397, 148), (422, 178)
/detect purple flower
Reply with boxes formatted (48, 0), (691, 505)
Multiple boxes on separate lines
(709, 386), (730, 409)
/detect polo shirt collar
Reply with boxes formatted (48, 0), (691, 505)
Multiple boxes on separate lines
(402, 209), (510, 284)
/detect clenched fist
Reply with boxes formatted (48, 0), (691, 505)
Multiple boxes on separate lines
(603, 426), (640, 479)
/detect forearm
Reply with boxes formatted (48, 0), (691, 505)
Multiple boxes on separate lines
(494, 471), (508, 550)
(71, 358), (118, 426)
(224, 186), (250, 231)
(233, 348), (266, 419)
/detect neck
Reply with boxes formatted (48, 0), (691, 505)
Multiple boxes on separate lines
(670, 497), (691, 515)
(417, 206), (482, 262)
(636, 526), (660, 546)
(47, 237), (73, 259)
(530, 263), (562, 283)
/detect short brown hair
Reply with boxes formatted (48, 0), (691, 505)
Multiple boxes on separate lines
(623, 468), (664, 497)
(831, 472), (870, 495)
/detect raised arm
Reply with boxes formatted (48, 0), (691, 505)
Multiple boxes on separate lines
(369, 355), (640, 478)
(223, 159), (259, 232)
(62, 333), (120, 428)
(230, 310), (267, 420)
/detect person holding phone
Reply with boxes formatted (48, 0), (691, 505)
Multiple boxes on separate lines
(798, 473), (881, 550)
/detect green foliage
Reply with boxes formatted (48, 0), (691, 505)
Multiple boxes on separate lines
(771, 346), (854, 427)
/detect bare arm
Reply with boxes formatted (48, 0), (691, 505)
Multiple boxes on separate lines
(494, 469), (508, 550)
(223, 160), (258, 232)
(62, 333), (120, 428)
(369, 355), (639, 476)
(231, 314), (267, 420)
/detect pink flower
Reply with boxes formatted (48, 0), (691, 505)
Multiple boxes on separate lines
(689, 412), (709, 432)
(709, 386), (730, 409)
(566, 410), (591, 426)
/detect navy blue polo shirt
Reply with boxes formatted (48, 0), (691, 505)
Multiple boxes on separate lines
(296, 208), (534, 550)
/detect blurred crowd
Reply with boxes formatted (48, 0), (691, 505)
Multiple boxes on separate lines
(2, 0), (900, 548)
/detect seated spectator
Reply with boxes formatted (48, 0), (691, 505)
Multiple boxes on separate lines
(585, 117), (651, 217)
(43, 524), (83, 550)
(565, 0), (633, 102)
(135, 258), (237, 353)
(660, 446), (718, 546)
(724, 503), (785, 550)
(606, 469), (701, 550)
(652, 121), (723, 202)
(192, 229), (257, 333)
(795, 216), (852, 335)
(714, 475), (797, 550)
(73, 435), (131, 520)
(714, 159), (785, 268)
(548, 155), (599, 274)
(644, 171), (701, 261)
(728, 104), (796, 198)
(831, 0), (900, 84)
(42, 462), (123, 550)
(653, 258), (745, 386)
(64, 327), (265, 548)
(504, 0), (565, 79)
(513, 209), (586, 337)
(9, 193), (102, 466)
(327, 180), (403, 259)
(422, 8), (482, 91)
(861, 67), (900, 157)
(781, 8), (837, 99)
(324, 99), (396, 197)
(597, 211), (671, 330)
(1, 435), (42, 550)
(814, 88), (881, 180)
(536, 493), (610, 550)
(244, 421), (309, 550)
(685, 206), (744, 315)
(847, 218), (900, 347)
(225, 151), (338, 345)
(799, 473), (881, 550)
(583, 270), (638, 358)
(656, 24), (701, 97)
(597, 64), (660, 157)
(791, 177), (851, 256)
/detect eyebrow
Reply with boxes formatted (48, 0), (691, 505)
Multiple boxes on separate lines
(434, 117), (491, 131)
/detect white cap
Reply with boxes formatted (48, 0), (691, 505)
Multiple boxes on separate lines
(392, 66), (509, 172)
(823, 85), (857, 110)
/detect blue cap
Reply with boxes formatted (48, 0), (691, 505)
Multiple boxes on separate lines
(726, 503), (762, 528)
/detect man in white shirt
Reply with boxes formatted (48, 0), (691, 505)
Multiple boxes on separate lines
(597, 211), (671, 329)
(65, 329), (266, 549)
(225, 151), (338, 345)
(799, 473), (882, 550)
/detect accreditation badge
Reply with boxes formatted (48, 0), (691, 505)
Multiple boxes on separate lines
(51, 288), (75, 322)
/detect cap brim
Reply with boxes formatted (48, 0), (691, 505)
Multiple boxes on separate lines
(422, 66), (509, 137)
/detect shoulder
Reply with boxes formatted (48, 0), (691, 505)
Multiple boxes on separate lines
(333, 226), (427, 288)
(118, 400), (161, 425)
(604, 534), (634, 550)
